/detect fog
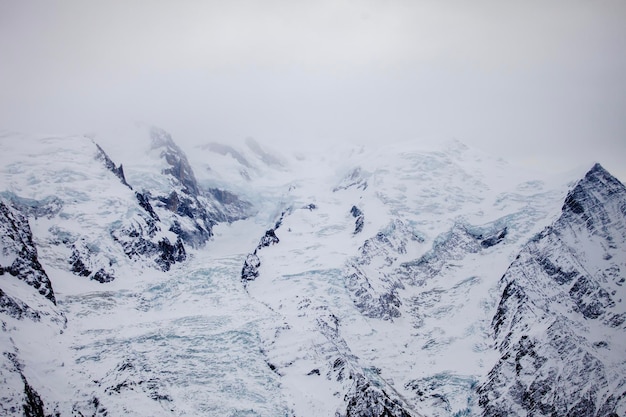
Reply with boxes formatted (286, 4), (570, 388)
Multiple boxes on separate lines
(1, 1), (625, 179)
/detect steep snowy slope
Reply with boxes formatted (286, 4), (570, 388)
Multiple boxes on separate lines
(480, 163), (626, 416)
(239, 140), (579, 416)
(0, 128), (259, 415)
(0, 198), (65, 416)
(1, 128), (623, 417)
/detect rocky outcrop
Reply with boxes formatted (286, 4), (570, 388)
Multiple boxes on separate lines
(240, 229), (279, 282)
(150, 127), (252, 248)
(0, 200), (56, 304)
(241, 253), (261, 282)
(241, 210), (288, 283)
(345, 219), (423, 320)
(257, 229), (280, 250)
(110, 216), (186, 273)
(93, 141), (187, 274)
(95, 142), (130, 188)
(70, 239), (116, 283)
(0, 348), (51, 417)
(480, 164), (626, 416)
(0, 201), (63, 417)
(350, 205), (364, 235)
(345, 375), (413, 417)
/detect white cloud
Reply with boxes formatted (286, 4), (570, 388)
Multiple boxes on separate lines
(1, 0), (625, 180)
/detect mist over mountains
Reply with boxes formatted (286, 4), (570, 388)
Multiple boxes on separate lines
(1, 125), (624, 416)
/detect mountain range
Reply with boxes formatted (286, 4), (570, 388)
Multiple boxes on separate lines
(1, 125), (624, 416)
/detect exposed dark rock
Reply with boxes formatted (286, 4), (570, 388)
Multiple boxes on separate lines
(0, 201), (56, 304)
(475, 227), (508, 248)
(400, 223), (482, 285)
(206, 188), (254, 223)
(241, 210), (290, 283)
(344, 374), (413, 417)
(22, 377), (46, 417)
(98, 358), (172, 407)
(155, 238), (187, 272)
(92, 268), (115, 283)
(569, 275), (614, 319)
(536, 255), (578, 284)
(95, 142), (130, 188)
(69, 241), (116, 282)
(151, 127), (200, 196)
(350, 205), (362, 218)
(0, 288), (40, 321)
(258, 229), (280, 250)
(350, 205), (365, 234)
(150, 127), (248, 248)
(70, 248), (92, 277)
(110, 218), (186, 272)
(135, 192), (159, 222)
(241, 253), (261, 281)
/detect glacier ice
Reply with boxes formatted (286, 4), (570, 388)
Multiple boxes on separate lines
(1, 130), (625, 416)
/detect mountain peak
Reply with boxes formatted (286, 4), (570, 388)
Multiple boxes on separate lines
(562, 162), (626, 219)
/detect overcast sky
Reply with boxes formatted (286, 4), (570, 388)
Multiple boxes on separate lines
(1, 1), (625, 179)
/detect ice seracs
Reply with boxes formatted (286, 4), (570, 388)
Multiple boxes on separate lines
(1, 128), (625, 416)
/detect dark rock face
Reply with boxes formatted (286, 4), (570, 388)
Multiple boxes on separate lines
(69, 240), (116, 283)
(1, 348), (52, 417)
(151, 127), (201, 196)
(96, 358), (172, 405)
(0, 287), (41, 321)
(257, 229), (280, 250)
(345, 375), (413, 417)
(150, 127), (252, 248)
(345, 220), (422, 320)
(23, 377), (46, 417)
(0, 200), (65, 417)
(93, 141), (187, 274)
(471, 226), (508, 248)
(95, 143), (130, 188)
(135, 191), (159, 222)
(241, 229), (278, 282)
(241, 210), (289, 283)
(150, 127), (214, 248)
(350, 205), (364, 235)
(241, 253), (261, 281)
(110, 217), (186, 272)
(0, 200), (56, 304)
(481, 164), (626, 416)
(155, 238), (187, 272)
(207, 188), (253, 223)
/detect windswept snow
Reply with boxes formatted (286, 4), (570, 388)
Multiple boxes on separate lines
(1, 127), (622, 416)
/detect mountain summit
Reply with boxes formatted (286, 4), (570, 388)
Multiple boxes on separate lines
(483, 163), (626, 417)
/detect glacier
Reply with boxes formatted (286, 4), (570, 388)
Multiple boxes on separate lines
(0, 127), (624, 416)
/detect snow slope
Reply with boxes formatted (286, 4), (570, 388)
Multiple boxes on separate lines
(1, 127), (623, 416)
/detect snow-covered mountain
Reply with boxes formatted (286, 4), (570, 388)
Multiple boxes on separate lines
(0, 127), (624, 416)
